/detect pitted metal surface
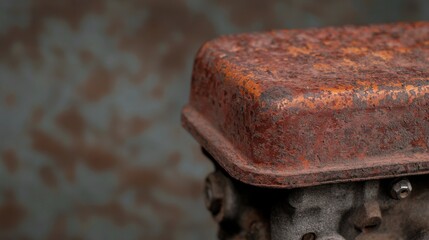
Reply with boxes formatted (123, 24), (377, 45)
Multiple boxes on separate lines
(182, 22), (429, 188)
(185, 22), (429, 240)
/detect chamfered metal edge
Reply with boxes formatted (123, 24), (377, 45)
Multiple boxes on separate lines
(181, 105), (429, 189)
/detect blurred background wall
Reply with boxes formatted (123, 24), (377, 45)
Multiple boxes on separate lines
(0, 0), (428, 239)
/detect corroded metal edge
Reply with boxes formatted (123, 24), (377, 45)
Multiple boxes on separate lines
(182, 105), (429, 188)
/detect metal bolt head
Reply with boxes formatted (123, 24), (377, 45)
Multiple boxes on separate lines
(204, 173), (224, 217)
(203, 171), (238, 222)
(390, 179), (412, 200)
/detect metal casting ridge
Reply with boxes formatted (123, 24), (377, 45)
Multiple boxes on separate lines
(182, 105), (429, 188)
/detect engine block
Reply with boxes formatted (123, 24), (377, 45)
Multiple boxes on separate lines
(182, 22), (429, 240)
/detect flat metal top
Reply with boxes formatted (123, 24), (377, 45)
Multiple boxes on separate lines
(182, 22), (429, 188)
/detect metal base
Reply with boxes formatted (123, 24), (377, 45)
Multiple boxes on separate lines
(203, 150), (429, 240)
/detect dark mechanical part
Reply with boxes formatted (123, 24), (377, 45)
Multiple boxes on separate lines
(203, 150), (271, 240)
(203, 159), (429, 240)
(182, 22), (429, 239)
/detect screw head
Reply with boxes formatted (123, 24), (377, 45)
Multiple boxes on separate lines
(390, 179), (412, 200)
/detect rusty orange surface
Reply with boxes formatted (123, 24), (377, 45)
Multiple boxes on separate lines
(182, 22), (429, 188)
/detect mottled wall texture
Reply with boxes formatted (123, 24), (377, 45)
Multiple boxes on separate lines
(0, 0), (428, 239)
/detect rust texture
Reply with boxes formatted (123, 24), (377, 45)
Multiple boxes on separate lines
(182, 22), (429, 188)
(2, 0), (429, 238)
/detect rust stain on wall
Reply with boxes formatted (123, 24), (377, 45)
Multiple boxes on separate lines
(79, 66), (115, 102)
(38, 166), (58, 189)
(1, 150), (19, 174)
(0, 191), (26, 230)
(55, 106), (86, 139)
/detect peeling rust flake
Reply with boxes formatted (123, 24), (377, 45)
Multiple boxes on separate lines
(182, 22), (429, 188)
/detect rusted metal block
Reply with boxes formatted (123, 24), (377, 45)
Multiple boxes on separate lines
(182, 22), (429, 188)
